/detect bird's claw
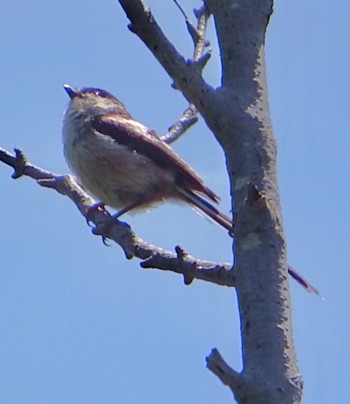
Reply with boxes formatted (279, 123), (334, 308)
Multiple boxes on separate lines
(85, 202), (108, 226)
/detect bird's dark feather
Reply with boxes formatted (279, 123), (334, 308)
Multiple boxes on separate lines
(92, 114), (219, 203)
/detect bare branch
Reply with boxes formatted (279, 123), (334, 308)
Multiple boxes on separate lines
(161, 3), (211, 144)
(206, 348), (243, 392)
(0, 147), (58, 181)
(118, 0), (215, 110)
(0, 146), (316, 293)
(161, 99), (198, 144)
(192, 4), (211, 63)
(0, 146), (235, 287)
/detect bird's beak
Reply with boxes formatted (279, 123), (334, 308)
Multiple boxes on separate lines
(63, 84), (80, 99)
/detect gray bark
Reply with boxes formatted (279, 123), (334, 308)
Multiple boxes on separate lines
(205, 1), (303, 402)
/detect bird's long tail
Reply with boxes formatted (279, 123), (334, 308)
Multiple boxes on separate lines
(288, 266), (320, 295)
(176, 188), (233, 232)
(178, 188), (320, 295)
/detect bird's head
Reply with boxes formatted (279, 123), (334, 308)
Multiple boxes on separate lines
(63, 84), (131, 119)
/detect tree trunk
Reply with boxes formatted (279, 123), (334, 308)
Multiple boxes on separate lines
(204, 1), (303, 402)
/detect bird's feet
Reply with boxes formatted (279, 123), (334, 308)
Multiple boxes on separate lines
(85, 203), (130, 245)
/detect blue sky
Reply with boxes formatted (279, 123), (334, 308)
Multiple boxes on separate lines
(1, 1), (349, 403)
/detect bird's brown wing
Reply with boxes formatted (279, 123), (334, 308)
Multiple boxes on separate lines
(92, 114), (219, 203)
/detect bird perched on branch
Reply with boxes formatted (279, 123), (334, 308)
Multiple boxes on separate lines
(62, 85), (320, 295)
(62, 85), (232, 232)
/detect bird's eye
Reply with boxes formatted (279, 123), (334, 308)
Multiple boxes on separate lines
(80, 87), (113, 99)
(95, 90), (110, 98)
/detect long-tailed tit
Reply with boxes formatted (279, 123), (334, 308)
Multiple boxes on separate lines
(62, 85), (232, 231)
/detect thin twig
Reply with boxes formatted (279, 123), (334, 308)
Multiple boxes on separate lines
(160, 2), (212, 144)
(161, 104), (198, 144)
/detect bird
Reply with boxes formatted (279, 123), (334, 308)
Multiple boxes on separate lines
(61, 85), (320, 295)
(62, 84), (233, 232)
